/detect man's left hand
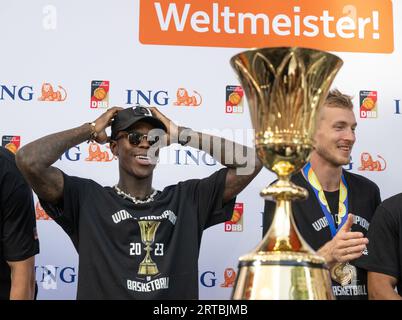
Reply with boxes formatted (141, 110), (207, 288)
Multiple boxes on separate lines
(150, 107), (179, 146)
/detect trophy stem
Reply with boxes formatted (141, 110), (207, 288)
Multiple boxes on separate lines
(258, 178), (312, 252)
(260, 199), (305, 252)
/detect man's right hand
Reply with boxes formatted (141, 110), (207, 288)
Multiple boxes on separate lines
(16, 106), (123, 205)
(318, 214), (369, 267)
(92, 106), (123, 144)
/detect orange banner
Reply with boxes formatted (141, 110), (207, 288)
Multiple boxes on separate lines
(139, 0), (393, 53)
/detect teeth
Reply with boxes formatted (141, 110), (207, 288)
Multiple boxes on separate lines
(136, 155), (150, 160)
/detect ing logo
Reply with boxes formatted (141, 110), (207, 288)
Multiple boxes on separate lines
(199, 267), (237, 288)
(85, 142), (116, 162)
(126, 89), (169, 106)
(2, 135), (20, 154)
(220, 268), (237, 288)
(35, 265), (77, 290)
(36, 201), (52, 220)
(173, 88), (202, 106)
(359, 90), (377, 118)
(225, 203), (243, 232)
(395, 99), (401, 114)
(358, 152), (386, 171)
(38, 83), (67, 102)
(174, 149), (217, 166)
(0, 84), (33, 101)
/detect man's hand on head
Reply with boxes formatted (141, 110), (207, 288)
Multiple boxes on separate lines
(93, 106), (124, 144)
(149, 107), (179, 146)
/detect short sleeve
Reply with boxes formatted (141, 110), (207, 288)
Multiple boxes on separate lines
(185, 168), (236, 229)
(2, 171), (39, 261)
(355, 204), (400, 279)
(39, 172), (89, 247)
(373, 184), (381, 210)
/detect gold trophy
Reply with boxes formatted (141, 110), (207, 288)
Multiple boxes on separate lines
(138, 221), (160, 276)
(230, 47), (343, 300)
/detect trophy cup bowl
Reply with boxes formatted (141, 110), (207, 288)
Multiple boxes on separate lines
(230, 47), (343, 300)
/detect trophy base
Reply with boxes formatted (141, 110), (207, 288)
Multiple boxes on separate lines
(232, 252), (334, 300)
(138, 263), (159, 276)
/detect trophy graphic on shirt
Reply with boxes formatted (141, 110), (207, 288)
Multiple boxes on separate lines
(230, 47), (343, 299)
(138, 220), (161, 276)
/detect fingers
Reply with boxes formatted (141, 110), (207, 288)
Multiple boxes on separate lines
(108, 106), (124, 119)
(345, 244), (368, 255)
(333, 238), (368, 262)
(149, 106), (175, 137)
(94, 106), (123, 127)
(95, 106), (122, 121)
(105, 106), (124, 118)
(109, 106), (124, 112)
(338, 244), (367, 262)
(339, 231), (365, 240)
(149, 106), (162, 118)
(339, 213), (354, 232)
(339, 252), (364, 262)
(149, 106), (158, 113)
(338, 237), (369, 249)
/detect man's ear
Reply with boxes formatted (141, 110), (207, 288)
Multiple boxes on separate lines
(110, 140), (118, 156)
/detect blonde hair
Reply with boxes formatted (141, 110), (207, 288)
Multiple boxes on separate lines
(325, 89), (353, 109)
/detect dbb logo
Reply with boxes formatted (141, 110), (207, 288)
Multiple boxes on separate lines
(225, 203), (243, 232)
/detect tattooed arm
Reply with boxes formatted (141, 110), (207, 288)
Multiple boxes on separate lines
(16, 107), (122, 205)
(182, 129), (262, 203)
(151, 108), (263, 203)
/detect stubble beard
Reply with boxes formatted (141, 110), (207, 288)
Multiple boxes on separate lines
(315, 146), (351, 168)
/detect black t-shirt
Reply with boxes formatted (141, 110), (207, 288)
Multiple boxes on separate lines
(40, 168), (235, 300)
(0, 147), (39, 300)
(263, 170), (381, 300)
(324, 190), (339, 227)
(354, 193), (402, 295)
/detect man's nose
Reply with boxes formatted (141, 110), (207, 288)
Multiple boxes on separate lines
(137, 135), (150, 148)
(344, 128), (356, 143)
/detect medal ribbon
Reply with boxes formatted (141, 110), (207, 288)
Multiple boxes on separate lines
(303, 162), (349, 238)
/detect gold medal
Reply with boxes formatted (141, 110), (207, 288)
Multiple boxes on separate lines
(330, 262), (357, 286)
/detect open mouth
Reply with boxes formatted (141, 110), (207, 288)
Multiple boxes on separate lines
(135, 154), (159, 165)
(135, 155), (152, 165)
(338, 145), (351, 152)
(136, 155), (150, 161)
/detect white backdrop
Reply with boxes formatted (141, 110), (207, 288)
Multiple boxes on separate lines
(0, 0), (401, 299)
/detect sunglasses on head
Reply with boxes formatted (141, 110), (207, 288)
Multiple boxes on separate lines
(115, 131), (160, 146)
